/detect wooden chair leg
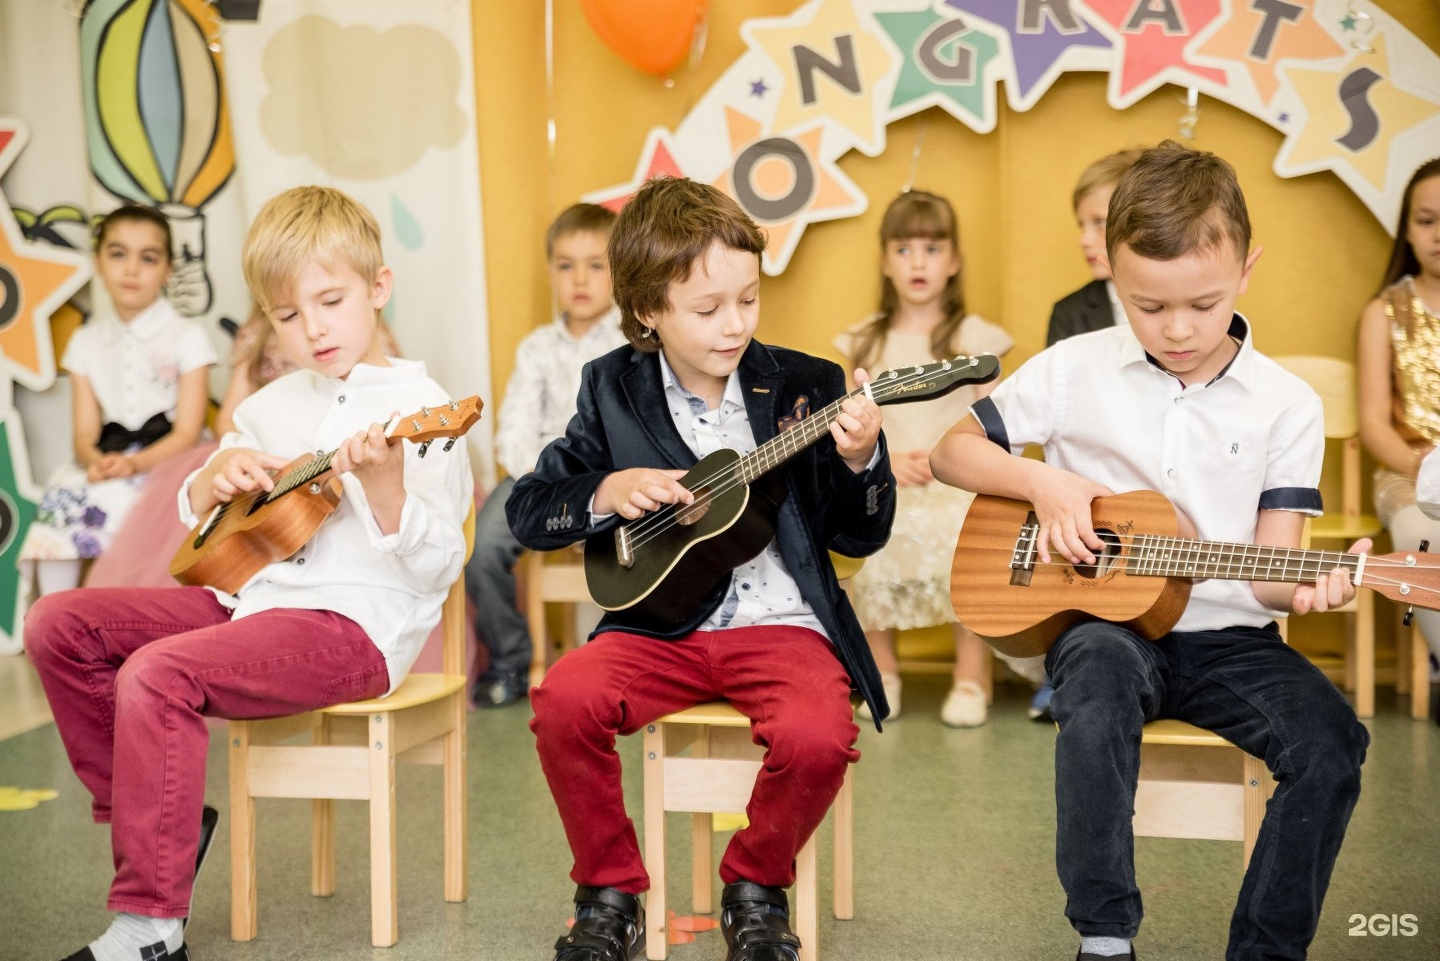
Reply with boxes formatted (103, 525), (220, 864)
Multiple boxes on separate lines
(311, 717), (335, 897)
(1412, 623), (1432, 721)
(1343, 609), (1358, 692)
(228, 721), (259, 941)
(369, 713), (399, 947)
(443, 692), (468, 902)
(833, 766), (854, 920)
(524, 552), (548, 691)
(794, 834), (818, 961)
(643, 722), (668, 961)
(1241, 753), (1267, 871)
(1355, 591), (1375, 718)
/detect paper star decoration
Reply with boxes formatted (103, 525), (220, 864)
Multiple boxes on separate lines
(585, 130), (688, 213)
(0, 119), (91, 392)
(711, 106), (866, 275)
(944, 0), (1113, 110)
(742, 0), (898, 156)
(1276, 35), (1440, 194)
(1084, 0), (1229, 107)
(875, 7), (1003, 131)
(1194, 0), (1343, 107)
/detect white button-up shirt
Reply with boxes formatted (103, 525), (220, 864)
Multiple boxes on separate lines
(1417, 450), (1440, 520)
(972, 315), (1324, 631)
(179, 359), (473, 693)
(62, 298), (216, 430)
(494, 309), (627, 477)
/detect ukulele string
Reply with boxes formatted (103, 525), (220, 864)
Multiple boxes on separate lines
(619, 365), (945, 556)
(1019, 528), (1440, 594)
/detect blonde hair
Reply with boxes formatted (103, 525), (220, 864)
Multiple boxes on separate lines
(845, 190), (966, 372)
(242, 186), (383, 314)
(1072, 149), (1145, 211)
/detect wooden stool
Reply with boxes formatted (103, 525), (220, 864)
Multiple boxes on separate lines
(642, 702), (854, 961)
(522, 547), (591, 690)
(1134, 720), (1273, 869)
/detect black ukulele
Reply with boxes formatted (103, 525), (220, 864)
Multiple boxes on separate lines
(583, 355), (1002, 624)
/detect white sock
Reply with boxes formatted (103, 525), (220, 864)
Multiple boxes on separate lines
(1080, 936), (1132, 958)
(36, 559), (82, 596)
(87, 913), (183, 961)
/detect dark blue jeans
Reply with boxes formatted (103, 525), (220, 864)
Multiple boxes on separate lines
(463, 477), (529, 678)
(1045, 621), (1369, 961)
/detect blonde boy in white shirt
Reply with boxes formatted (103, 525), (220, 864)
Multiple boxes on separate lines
(24, 186), (470, 961)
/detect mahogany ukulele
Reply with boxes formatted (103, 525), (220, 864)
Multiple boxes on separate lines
(170, 396), (482, 594)
(950, 489), (1440, 658)
(584, 355), (1002, 625)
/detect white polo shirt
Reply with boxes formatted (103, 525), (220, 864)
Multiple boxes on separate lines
(62, 299), (216, 430)
(969, 315), (1324, 632)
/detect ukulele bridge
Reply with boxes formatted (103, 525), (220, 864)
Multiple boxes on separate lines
(1010, 515), (1040, 586)
(615, 525), (635, 569)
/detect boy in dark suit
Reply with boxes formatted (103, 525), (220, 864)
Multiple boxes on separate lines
(508, 176), (895, 961)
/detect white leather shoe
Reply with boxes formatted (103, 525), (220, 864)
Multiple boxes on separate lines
(941, 680), (987, 728)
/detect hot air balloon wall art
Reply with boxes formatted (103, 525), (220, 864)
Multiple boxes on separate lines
(80, 0), (236, 317)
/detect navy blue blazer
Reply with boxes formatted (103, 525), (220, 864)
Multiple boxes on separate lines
(1045, 279), (1115, 347)
(507, 339), (897, 725)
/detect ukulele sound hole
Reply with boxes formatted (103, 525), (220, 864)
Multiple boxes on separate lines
(1072, 528), (1123, 579)
(676, 489), (710, 526)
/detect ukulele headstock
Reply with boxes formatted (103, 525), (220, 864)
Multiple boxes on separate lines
(868, 354), (1002, 406)
(387, 396), (484, 454)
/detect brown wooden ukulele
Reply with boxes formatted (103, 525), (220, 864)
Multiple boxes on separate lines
(170, 396), (482, 594)
(951, 489), (1440, 658)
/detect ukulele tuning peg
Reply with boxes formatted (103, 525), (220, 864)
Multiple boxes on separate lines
(449, 400), (459, 410)
(442, 438), (456, 452)
(421, 406), (432, 416)
(941, 360), (951, 370)
(1420, 540), (1430, 553)
(1404, 605), (1416, 627)
(418, 441), (431, 458)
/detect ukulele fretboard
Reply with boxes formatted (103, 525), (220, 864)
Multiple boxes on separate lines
(1127, 535), (1360, 583)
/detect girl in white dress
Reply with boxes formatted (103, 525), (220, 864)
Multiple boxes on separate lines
(835, 190), (1012, 726)
(19, 205), (215, 596)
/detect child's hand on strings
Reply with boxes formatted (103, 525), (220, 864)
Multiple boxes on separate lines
(1293, 537), (1373, 614)
(1029, 466), (1114, 567)
(210, 448), (290, 503)
(332, 419), (404, 487)
(892, 450), (933, 487)
(833, 368), (883, 473)
(596, 468), (693, 520)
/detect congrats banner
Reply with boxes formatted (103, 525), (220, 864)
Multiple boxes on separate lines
(588, 0), (1440, 274)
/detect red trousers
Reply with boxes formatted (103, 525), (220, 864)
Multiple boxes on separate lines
(530, 625), (860, 894)
(24, 587), (387, 917)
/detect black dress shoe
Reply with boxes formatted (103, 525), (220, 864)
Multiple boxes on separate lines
(720, 881), (800, 961)
(553, 885), (644, 960)
(183, 804), (220, 930)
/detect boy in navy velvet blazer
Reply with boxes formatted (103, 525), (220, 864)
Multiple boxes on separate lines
(508, 176), (895, 961)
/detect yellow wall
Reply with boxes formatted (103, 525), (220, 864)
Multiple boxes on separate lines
(473, 1), (1440, 666)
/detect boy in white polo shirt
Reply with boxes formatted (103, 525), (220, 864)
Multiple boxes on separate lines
(932, 141), (1370, 961)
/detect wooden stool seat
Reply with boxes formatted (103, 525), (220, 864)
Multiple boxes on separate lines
(642, 701), (853, 961)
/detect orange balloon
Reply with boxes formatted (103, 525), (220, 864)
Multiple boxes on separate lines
(580, 0), (707, 78)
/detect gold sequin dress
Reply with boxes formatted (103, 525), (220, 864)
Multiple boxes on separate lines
(833, 316), (1013, 631)
(1374, 277), (1440, 524)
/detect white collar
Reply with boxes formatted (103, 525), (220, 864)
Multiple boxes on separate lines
(99, 298), (178, 345)
(1116, 312), (1255, 390)
(553, 306), (621, 344)
(308, 356), (427, 397)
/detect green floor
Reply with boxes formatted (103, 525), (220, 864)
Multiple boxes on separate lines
(2, 675), (1438, 961)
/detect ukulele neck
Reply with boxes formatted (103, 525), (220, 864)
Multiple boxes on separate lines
(1126, 535), (1360, 583)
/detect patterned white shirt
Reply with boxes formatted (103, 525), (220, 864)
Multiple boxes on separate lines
(62, 298), (216, 430)
(654, 353), (827, 636)
(494, 308), (627, 477)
